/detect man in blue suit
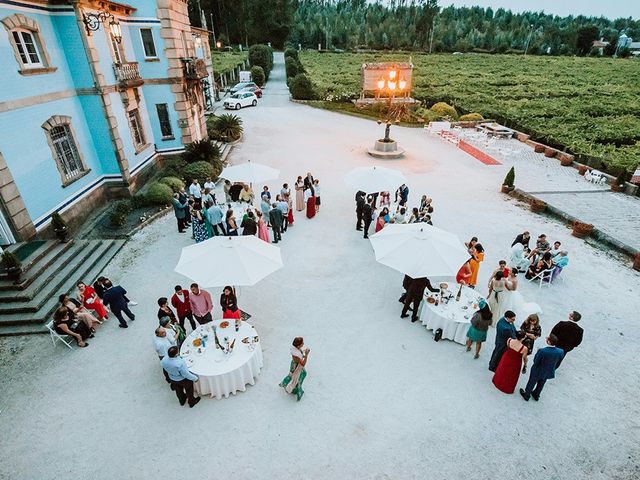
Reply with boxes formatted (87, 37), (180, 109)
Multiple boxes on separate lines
(488, 310), (517, 372)
(520, 334), (565, 401)
(102, 279), (135, 328)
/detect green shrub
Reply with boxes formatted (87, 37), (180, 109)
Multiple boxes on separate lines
(109, 200), (133, 227)
(430, 102), (458, 120)
(183, 140), (221, 164)
(161, 157), (187, 178)
(250, 65), (265, 86)
(1, 250), (21, 270)
(459, 113), (484, 121)
(144, 182), (173, 206)
(503, 166), (515, 188)
(284, 47), (299, 62)
(285, 57), (298, 78)
(183, 161), (213, 184)
(207, 114), (243, 142)
(159, 176), (184, 193)
(289, 74), (316, 100)
(249, 44), (273, 79)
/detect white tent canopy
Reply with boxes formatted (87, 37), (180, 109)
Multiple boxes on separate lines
(220, 159), (279, 184)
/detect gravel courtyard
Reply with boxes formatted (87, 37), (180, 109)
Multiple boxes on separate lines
(1, 54), (639, 480)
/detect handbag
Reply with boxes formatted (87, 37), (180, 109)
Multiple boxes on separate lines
(434, 328), (443, 342)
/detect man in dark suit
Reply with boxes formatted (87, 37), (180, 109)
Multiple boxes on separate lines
(520, 334), (565, 401)
(488, 310), (517, 371)
(268, 203), (283, 244)
(240, 211), (258, 236)
(398, 274), (413, 304)
(550, 311), (583, 368)
(172, 193), (188, 232)
(102, 279), (135, 328)
(355, 190), (366, 231)
(362, 198), (373, 239)
(303, 172), (315, 195)
(400, 277), (438, 322)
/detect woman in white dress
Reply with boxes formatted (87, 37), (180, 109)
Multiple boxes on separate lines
(499, 270), (542, 320)
(487, 271), (507, 325)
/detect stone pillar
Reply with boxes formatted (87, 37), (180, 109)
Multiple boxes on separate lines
(0, 152), (36, 242)
(70, 1), (131, 183)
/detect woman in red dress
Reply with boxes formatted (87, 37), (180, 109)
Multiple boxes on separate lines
(306, 195), (316, 219)
(220, 286), (241, 331)
(77, 282), (108, 321)
(456, 259), (472, 284)
(492, 330), (529, 394)
(285, 193), (294, 226)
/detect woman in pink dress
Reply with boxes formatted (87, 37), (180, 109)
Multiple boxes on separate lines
(492, 330), (529, 394)
(256, 211), (269, 243)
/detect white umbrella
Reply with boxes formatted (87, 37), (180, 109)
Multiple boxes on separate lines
(369, 223), (469, 280)
(220, 159), (279, 184)
(344, 165), (407, 193)
(175, 236), (283, 287)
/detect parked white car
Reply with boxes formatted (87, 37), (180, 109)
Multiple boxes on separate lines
(223, 91), (258, 110)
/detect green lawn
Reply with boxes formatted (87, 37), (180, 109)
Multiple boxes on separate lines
(300, 52), (640, 172)
(211, 51), (248, 74)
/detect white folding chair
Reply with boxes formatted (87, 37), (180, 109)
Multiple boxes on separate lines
(46, 320), (74, 350)
(528, 268), (555, 289)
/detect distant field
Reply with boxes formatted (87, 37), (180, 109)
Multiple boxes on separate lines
(300, 52), (640, 172)
(212, 51), (248, 73)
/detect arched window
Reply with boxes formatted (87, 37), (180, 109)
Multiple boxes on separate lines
(2, 14), (55, 75)
(42, 116), (89, 186)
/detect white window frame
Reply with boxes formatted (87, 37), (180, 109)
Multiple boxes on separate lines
(109, 32), (125, 64)
(11, 28), (43, 67)
(139, 28), (157, 58)
(41, 116), (89, 187)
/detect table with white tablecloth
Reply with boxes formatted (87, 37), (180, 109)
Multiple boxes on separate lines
(179, 319), (263, 399)
(418, 285), (486, 344)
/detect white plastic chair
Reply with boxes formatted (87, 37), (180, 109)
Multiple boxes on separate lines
(528, 268), (555, 289)
(46, 320), (74, 350)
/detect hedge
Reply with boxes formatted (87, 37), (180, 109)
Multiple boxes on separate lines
(459, 113), (484, 121)
(248, 44), (273, 80)
(159, 176), (184, 192)
(430, 102), (459, 120)
(183, 161), (214, 183)
(251, 65), (265, 86)
(289, 74), (316, 100)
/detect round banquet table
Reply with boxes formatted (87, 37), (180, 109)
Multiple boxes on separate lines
(418, 285), (486, 344)
(179, 319), (263, 399)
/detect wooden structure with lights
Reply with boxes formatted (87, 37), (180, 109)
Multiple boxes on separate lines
(356, 61), (416, 106)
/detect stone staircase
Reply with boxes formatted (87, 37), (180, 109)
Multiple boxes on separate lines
(0, 239), (126, 336)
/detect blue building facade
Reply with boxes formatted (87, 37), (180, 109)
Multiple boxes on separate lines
(0, 0), (212, 244)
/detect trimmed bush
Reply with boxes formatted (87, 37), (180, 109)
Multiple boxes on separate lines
(144, 182), (173, 206)
(251, 65), (265, 86)
(459, 113), (484, 121)
(161, 157), (187, 178)
(284, 47), (299, 62)
(430, 102), (458, 120)
(183, 140), (221, 164)
(289, 74), (316, 100)
(109, 200), (133, 227)
(249, 44), (273, 79)
(159, 176), (184, 193)
(183, 161), (213, 184)
(285, 57), (298, 78)
(208, 113), (243, 142)
(503, 166), (515, 187)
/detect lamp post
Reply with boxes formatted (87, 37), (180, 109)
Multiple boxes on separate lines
(82, 10), (122, 43)
(375, 69), (407, 142)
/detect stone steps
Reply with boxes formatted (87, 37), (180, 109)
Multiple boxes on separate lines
(0, 239), (126, 336)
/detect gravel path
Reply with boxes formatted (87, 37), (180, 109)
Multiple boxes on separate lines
(1, 53), (639, 480)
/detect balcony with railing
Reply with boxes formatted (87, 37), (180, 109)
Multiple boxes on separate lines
(182, 57), (208, 81)
(113, 62), (143, 88)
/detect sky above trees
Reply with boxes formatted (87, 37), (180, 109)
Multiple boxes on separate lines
(441, 0), (638, 20)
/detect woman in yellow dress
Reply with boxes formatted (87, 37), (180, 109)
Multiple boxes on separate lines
(468, 243), (485, 289)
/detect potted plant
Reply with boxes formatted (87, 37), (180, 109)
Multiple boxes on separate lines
(501, 166), (515, 193)
(2, 250), (22, 283)
(611, 172), (626, 192)
(530, 198), (547, 213)
(534, 143), (545, 154)
(50, 212), (69, 242)
(572, 221), (593, 238)
(544, 147), (556, 158)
